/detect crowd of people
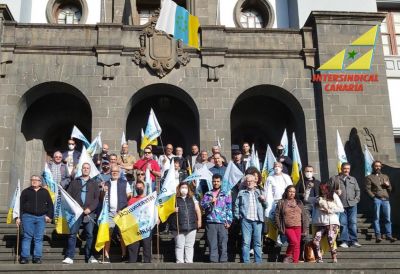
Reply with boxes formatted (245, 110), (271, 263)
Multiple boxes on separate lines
(15, 140), (396, 265)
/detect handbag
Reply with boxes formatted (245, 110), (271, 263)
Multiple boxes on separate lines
(304, 240), (316, 262)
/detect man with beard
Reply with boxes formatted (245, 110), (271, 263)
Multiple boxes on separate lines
(365, 160), (396, 243)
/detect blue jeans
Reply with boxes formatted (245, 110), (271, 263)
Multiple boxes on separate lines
(65, 214), (95, 261)
(241, 219), (263, 263)
(339, 206), (358, 244)
(21, 213), (46, 259)
(373, 197), (392, 237)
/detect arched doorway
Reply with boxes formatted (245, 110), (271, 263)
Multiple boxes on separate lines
(231, 85), (307, 163)
(126, 84), (199, 155)
(15, 82), (91, 185)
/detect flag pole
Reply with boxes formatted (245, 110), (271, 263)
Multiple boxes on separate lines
(300, 169), (305, 195)
(175, 198), (180, 235)
(102, 247), (105, 263)
(157, 223), (160, 263)
(159, 136), (166, 157)
(15, 225), (20, 264)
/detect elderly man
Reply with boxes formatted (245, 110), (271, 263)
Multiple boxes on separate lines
(118, 143), (136, 183)
(62, 138), (81, 175)
(365, 160), (396, 243)
(101, 164), (132, 263)
(208, 146), (228, 166)
(46, 151), (71, 188)
(193, 150), (214, 171)
(63, 163), (100, 264)
(17, 175), (53, 264)
(235, 174), (267, 263)
(329, 162), (361, 248)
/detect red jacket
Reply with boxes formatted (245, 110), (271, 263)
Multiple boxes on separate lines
(133, 158), (160, 181)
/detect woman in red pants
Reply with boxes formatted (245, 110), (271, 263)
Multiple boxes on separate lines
(275, 185), (308, 263)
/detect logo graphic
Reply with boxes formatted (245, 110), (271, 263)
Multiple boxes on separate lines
(313, 25), (380, 92)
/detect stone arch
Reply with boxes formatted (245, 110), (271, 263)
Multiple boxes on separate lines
(125, 84), (199, 155)
(14, 81), (91, 186)
(231, 84), (307, 164)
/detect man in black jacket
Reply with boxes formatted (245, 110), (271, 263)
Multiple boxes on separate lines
(16, 175), (53, 264)
(62, 163), (100, 264)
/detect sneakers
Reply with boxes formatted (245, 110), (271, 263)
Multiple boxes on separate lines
(316, 258), (324, 263)
(351, 242), (362, 248)
(88, 256), (98, 263)
(249, 249), (254, 256)
(62, 257), (73, 264)
(19, 257), (29, 264)
(376, 236), (382, 243)
(32, 258), (42, 264)
(339, 242), (349, 248)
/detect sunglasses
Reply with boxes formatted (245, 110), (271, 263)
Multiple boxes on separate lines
(137, 173), (145, 176)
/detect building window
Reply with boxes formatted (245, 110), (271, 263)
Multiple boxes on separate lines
(46, 0), (88, 24)
(135, 0), (188, 25)
(234, 0), (274, 29)
(380, 11), (400, 55)
(240, 9), (264, 28)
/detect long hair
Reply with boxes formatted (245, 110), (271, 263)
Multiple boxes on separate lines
(176, 181), (194, 198)
(282, 185), (297, 200)
(318, 182), (334, 201)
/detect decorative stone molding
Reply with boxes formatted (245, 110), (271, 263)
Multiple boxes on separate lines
(301, 27), (317, 69)
(201, 48), (227, 81)
(132, 10), (190, 78)
(46, 0), (88, 24)
(0, 6), (15, 78)
(96, 47), (122, 79)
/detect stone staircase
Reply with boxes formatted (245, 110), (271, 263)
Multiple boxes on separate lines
(1, 210), (400, 273)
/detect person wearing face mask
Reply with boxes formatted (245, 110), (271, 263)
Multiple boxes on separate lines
(126, 181), (152, 263)
(62, 138), (81, 176)
(276, 145), (293, 175)
(365, 160), (396, 243)
(328, 162), (361, 248)
(168, 182), (202, 263)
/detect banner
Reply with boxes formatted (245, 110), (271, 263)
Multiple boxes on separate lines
(95, 191), (110, 251)
(114, 192), (158, 246)
(54, 186), (84, 234)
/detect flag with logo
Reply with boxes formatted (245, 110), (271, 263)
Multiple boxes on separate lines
(141, 128), (157, 149)
(95, 191), (110, 251)
(280, 129), (289, 156)
(114, 192), (158, 246)
(74, 146), (100, 179)
(54, 187), (84, 234)
(261, 145), (277, 185)
(71, 125), (90, 148)
(156, 165), (178, 222)
(6, 179), (20, 224)
(184, 164), (213, 193)
(221, 161), (244, 193)
(336, 130), (348, 174)
(43, 163), (59, 204)
(140, 109), (162, 151)
(364, 144), (375, 176)
(87, 132), (102, 158)
(291, 132), (302, 185)
(155, 0), (200, 49)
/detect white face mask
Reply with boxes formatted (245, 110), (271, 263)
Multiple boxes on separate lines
(305, 172), (313, 179)
(274, 167), (282, 174)
(180, 188), (188, 196)
(68, 144), (75, 150)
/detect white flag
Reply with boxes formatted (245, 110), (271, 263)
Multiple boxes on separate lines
(71, 125), (90, 148)
(280, 129), (289, 156)
(74, 146), (100, 179)
(87, 132), (102, 158)
(249, 144), (261, 171)
(141, 108), (162, 150)
(121, 131), (127, 146)
(364, 144), (375, 176)
(336, 130), (348, 173)
(222, 161), (244, 193)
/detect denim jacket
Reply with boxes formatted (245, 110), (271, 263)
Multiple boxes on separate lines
(201, 190), (232, 225)
(234, 188), (267, 222)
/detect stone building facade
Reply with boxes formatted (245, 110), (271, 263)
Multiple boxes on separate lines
(0, 2), (397, 219)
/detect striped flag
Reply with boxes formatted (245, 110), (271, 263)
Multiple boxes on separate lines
(6, 179), (20, 224)
(155, 0), (200, 49)
(95, 191), (110, 251)
(291, 133), (302, 185)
